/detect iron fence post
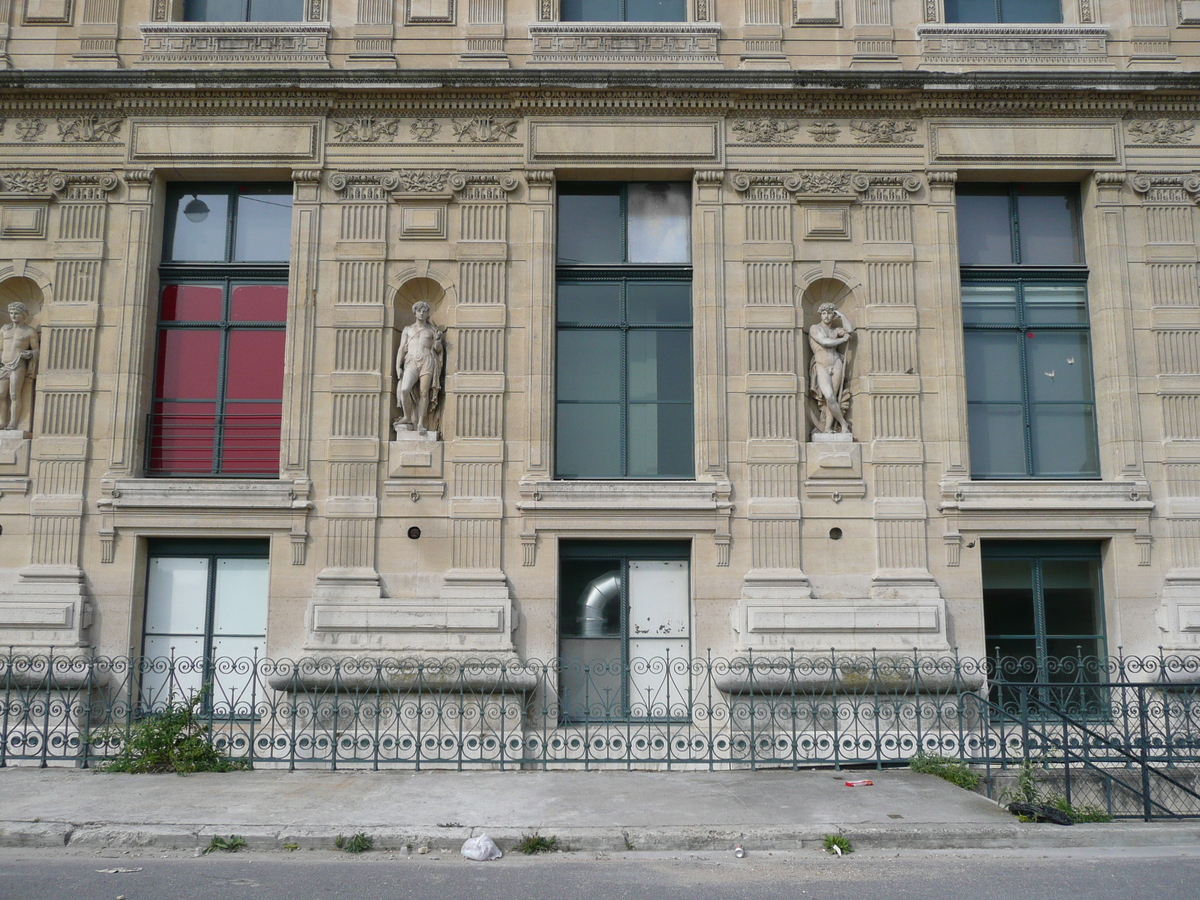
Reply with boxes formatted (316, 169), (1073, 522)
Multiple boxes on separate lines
(331, 659), (341, 772)
(39, 646), (53, 768)
(831, 648), (840, 771)
(1139, 683), (1152, 821)
(248, 649), (258, 770)
(1, 645), (13, 768)
(706, 649), (714, 772)
(80, 653), (96, 770)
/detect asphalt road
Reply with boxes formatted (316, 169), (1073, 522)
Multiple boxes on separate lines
(1, 846), (1197, 900)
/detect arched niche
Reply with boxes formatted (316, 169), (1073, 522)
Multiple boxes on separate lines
(390, 276), (449, 439)
(800, 277), (859, 439)
(0, 276), (44, 435)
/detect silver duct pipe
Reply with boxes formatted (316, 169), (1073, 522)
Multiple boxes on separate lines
(579, 570), (621, 637)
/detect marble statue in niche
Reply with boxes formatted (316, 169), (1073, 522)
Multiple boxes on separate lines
(0, 302), (38, 433)
(808, 302), (855, 435)
(394, 300), (445, 437)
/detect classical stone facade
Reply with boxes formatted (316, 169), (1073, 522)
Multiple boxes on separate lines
(0, 1), (1196, 696)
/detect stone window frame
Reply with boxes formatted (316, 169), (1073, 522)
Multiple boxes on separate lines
(557, 538), (693, 724)
(554, 181), (696, 481)
(151, 0), (326, 23)
(147, 182), (292, 479)
(957, 183), (1100, 481)
(140, 536), (271, 714)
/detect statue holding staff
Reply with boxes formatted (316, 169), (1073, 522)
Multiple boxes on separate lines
(394, 301), (445, 437)
(808, 302), (854, 435)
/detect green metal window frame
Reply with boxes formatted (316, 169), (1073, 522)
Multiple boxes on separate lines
(555, 183), (694, 480)
(149, 184), (291, 477)
(140, 538), (271, 716)
(959, 184), (1097, 479)
(558, 540), (691, 724)
(984, 542), (1104, 691)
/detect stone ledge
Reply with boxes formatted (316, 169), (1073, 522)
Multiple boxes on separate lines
(918, 24), (1110, 68)
(138, 22), (332, 67)
(528, 22), (722, 67)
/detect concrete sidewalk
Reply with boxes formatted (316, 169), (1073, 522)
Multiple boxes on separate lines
(0, 767), (1197, 853)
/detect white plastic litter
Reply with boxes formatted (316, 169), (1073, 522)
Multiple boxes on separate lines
(461, 834), (502, 861)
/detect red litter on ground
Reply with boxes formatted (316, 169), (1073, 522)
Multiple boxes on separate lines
(844, 780), (873, 787)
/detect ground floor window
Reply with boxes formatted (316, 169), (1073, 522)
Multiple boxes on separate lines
(982, 540), (1105, 697)
(558, 540), (690, 722)
(141, 538), (269, 713)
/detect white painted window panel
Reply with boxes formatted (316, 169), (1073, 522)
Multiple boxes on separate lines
(144, 557), (209, 636)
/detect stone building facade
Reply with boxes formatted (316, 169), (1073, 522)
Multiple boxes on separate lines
(0, 1), (1197, 701)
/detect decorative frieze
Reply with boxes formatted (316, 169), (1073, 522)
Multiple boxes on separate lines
(452, 518), (501, 569)
(332, 117), (399, 143)
(852, 172), (922, 203)
(1131, 173), (1200, 206)
(44, 327), (95, 371)
(849, 120), (917, 144)
(1166, 463), (1200, 498)
(458, 261), (506, 305)
(748, 394), (796, 440)
(1129, 120), (1195, 144)
(1172, 519), (1200, 568)
(918, 25), (1109, 67)
(329, 171), (398, 201)
(57, 117), (122, 143)
(731, 119), (800, 144)
(397, 170), (450, 193)
(744, 205), (790, 242)
(747, 329), (796, 373)
(14, 119), (45, 142)
(0, 170), (54, 194)
(454, 462), (502, 498)
(139, 23), (331, 67)
(40, 393), (90, 436)
(455, 393), (502, 438)
(327, 517), (375, 569)
(874, 464), (923, 498)
(787, 171), (856, 195)
(450, 117), (517, 143)
(528, 23), (721, 66)
(330, 462), (376, 498)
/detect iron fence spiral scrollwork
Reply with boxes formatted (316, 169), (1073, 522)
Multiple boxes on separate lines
(2, 650), (1199, 801)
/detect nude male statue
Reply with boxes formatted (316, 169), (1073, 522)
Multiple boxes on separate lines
(395, 301), (444, 436)
(0, 302), (38, 432)
(808, 302), (854, 434)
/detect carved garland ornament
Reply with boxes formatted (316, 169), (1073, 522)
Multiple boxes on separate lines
(15, 119), (45, 142)
(849, 119), (918, 144)
(57, 116), (123, 143)
(397, 170), (450, 192)
(731, 118), (800, 144)
(1128, 119), (1195, 145)
(332, 117), (399, 143)
(410, 118), (440, 142)
(451, 117), (518, 143)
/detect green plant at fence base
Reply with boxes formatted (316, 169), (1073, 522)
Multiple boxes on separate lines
(205, 835), (246, 854)
(515, 831), (560, 854)
(999, 759), (1113, 824)
(94, 695), (248, 775)
(335, 832), (373, 853)
(822, 834), (853, 855)
(1051, 797), (1113, 824)
(909, 751), (982, 791)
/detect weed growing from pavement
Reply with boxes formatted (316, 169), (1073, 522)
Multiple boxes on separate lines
(205, 835), (247, 854)
(336, 833), (374, 853)
(515, 831), (560, 854)
(999, 759), (1113, 824)
(1051, 798), (1113, 823)
(909, 751), (982, 790)
(822, 834), (853, 855)
(94, 695), (248, 775)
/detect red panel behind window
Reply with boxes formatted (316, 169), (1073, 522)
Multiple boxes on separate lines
(160, 284), (224, 322)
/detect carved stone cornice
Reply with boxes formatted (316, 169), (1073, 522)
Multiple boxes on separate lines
(48, 171), (121, 201)
(851, 173), (923, 202)
(139, 22), (331, 68)
(732, 170), (858, 200)
(395, 170), (451, 194)
(0, 169), (119, 200)
(449, 172), (520, 201)
(291, 169), (322, 184)
(1131, 173), (1200, 205)
(327, 170), (399, 201)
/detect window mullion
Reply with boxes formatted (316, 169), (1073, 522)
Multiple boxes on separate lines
(203, 555), (218, 712)
(213, 279), (234, 475)
(1032, 559), (1049, 683)
(620, 280), (629, 478)
(1009, 186), (1022, 265)
(1015, 283), (1036, 476)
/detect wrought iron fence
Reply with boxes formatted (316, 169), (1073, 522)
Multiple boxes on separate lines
(2, 650), (1199, 785)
